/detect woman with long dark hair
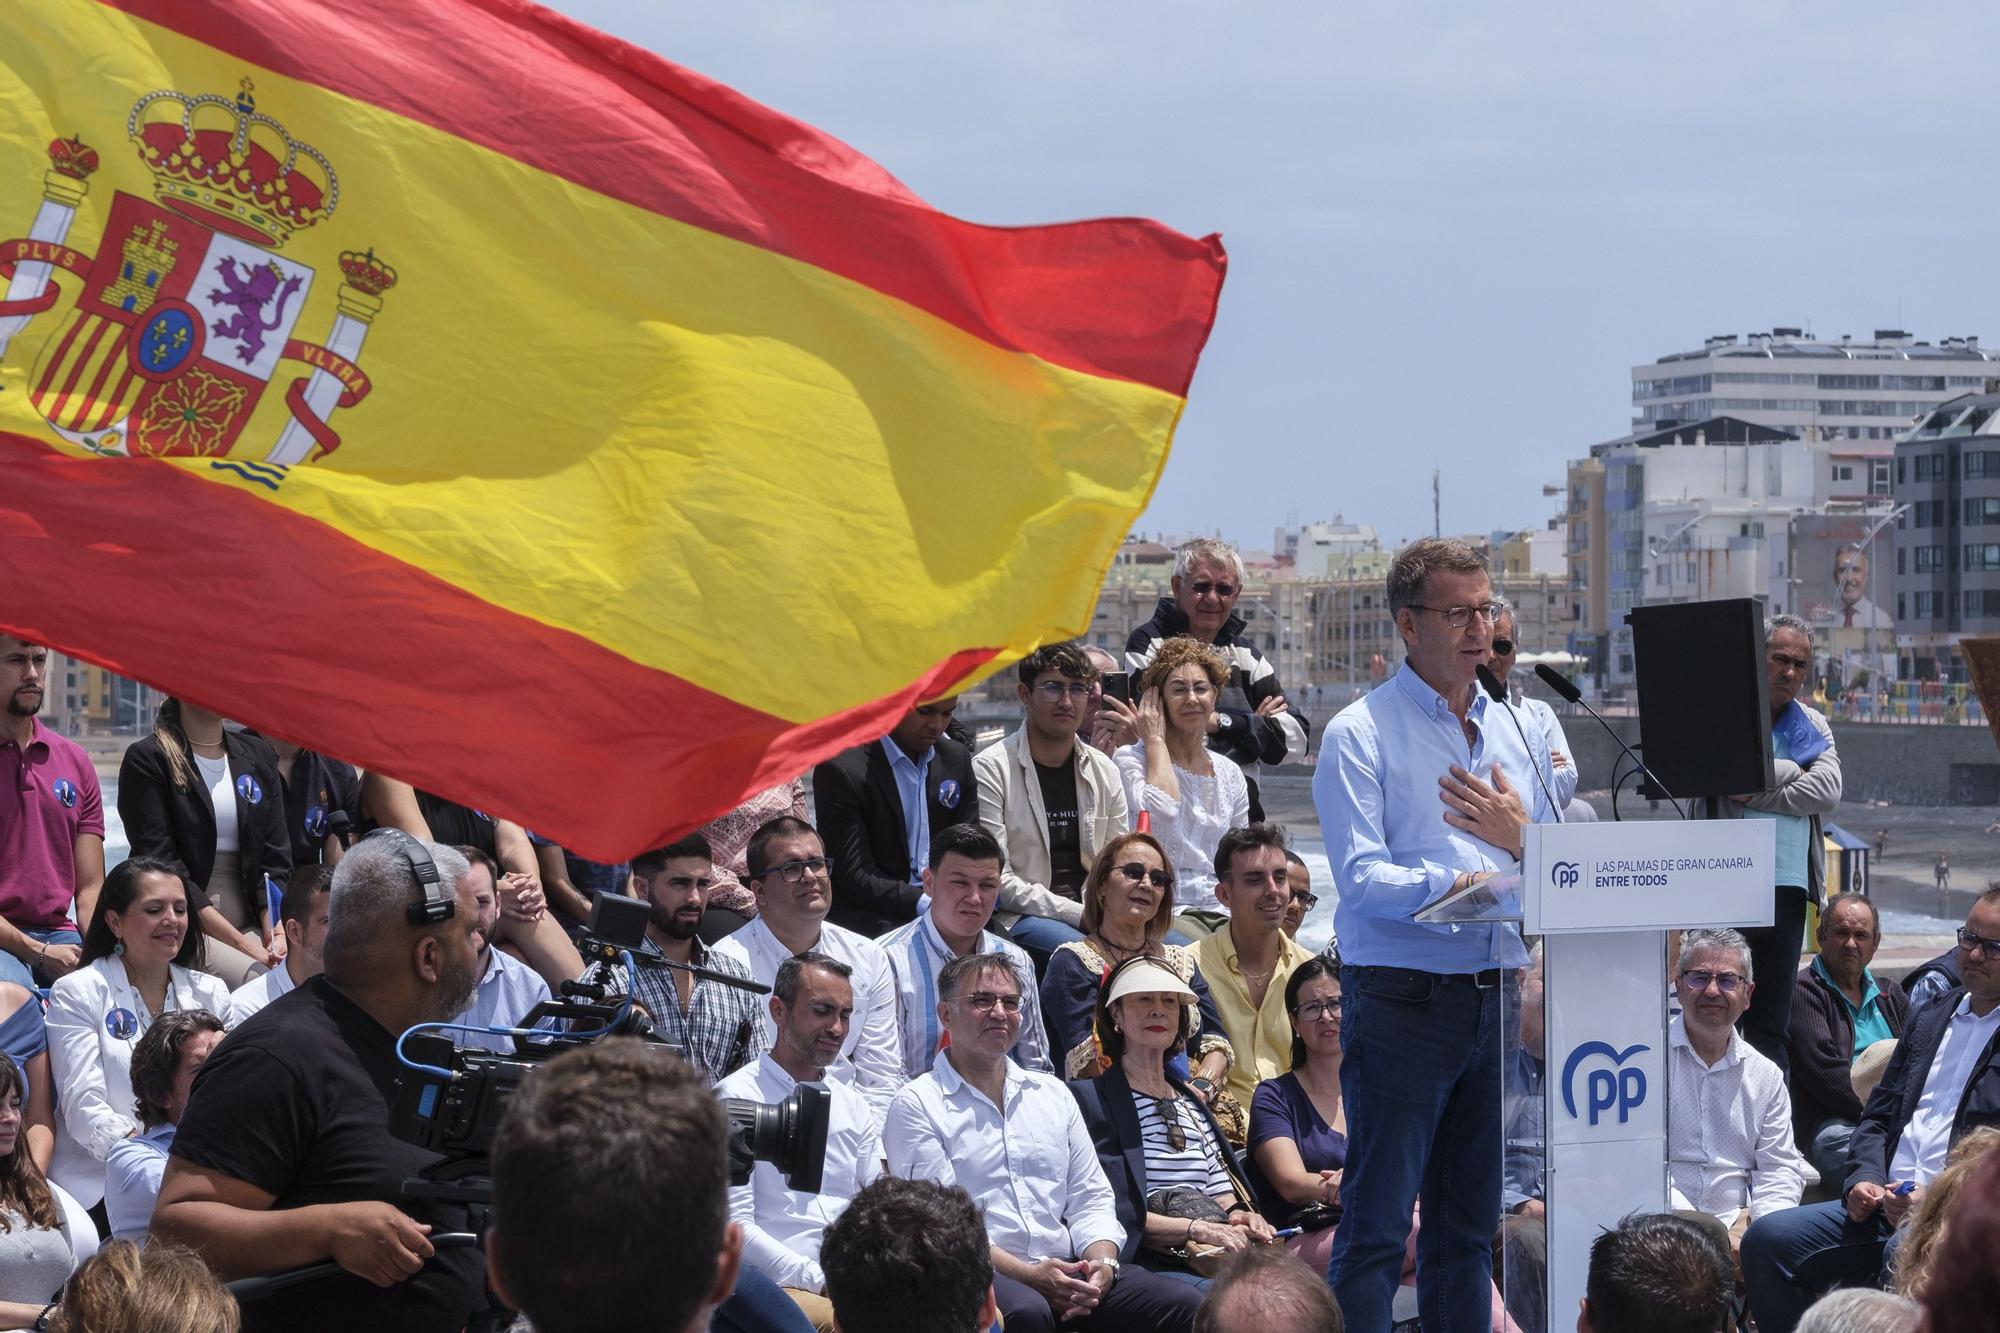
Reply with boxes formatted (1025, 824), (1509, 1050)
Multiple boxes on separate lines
(0, 1052), (77, 1328)
(118, 699), (288, 986)
(46, 859), (228, 1209)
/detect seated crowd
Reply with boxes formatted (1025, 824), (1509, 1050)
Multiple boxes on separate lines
(4, 532), (2000, 1333)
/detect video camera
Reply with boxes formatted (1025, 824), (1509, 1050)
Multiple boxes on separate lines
(389, 892), (830, 1197)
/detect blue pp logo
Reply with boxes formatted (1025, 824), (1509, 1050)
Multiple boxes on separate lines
(50, 779), (77, 809)
(1551, 861), (1580, 890)
(1561, 1041), (1649, 1125)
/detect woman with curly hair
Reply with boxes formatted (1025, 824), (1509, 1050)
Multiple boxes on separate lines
(1892, 1125), (2000, 1303)
(104, 1009), (226, 1245)
(1113, 637), (1249, 939)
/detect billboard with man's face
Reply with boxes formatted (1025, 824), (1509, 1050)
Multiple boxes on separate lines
(1797, 514), (1895, 632)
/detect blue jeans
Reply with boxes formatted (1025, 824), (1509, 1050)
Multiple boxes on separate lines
(1740, 1200), (1903, 1333)
(1003, 914), (1085, 973)
(1330, 965), (1506, 1333)
(713, 1266), (816, 1333)
(0, 926), (81, 991)
(1809, 1120), (1856, 1187)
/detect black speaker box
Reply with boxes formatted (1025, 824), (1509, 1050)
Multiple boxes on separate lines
(1626, 598), (1775, 800)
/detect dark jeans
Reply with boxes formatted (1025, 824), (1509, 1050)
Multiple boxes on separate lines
(1739, 885), (1808, 1077)
(1000, 914), (1086, 976)
(714, 1266), (817, 1333)
(992, 1268), (1202, 1332)
(1740, 1200), (1904, 1333)
(1331, 965), (1507, 1333)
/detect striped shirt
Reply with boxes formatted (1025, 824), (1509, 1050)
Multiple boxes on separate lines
(625, 939), (770, 1086)
(1133, 1091), (1231, 1197)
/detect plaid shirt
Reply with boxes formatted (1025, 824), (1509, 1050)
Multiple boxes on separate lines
(626, 939), (770, 1085)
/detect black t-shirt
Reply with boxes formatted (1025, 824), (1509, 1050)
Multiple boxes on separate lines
(415, 790), (499, 860)
(1034, 758), (1086, 902)
(278, 751), (360, 869)
(173, 977), (486, 1333)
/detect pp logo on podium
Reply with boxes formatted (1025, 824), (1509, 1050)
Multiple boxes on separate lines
(1550, 861), (1581, 890)
(1561, 1041), (1649, 1126)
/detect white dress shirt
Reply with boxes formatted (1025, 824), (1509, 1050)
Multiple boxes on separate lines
(1112, 742), (1249, 913)
(875, 911), (1051, 1080)
(47, 957), (231, 1207)
(714, 1055), (881, 1293)
(1666, 1016), (1807, 1225)
(225, 958), (297, 1027)
(452, 947), (555, 1053)
(712, 916), (904, 1115)
(1891, 995), (2000, 1185)
(883, 1049), (1124, 1262)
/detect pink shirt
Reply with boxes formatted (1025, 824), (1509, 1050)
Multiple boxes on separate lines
(0, 719), (103, 928)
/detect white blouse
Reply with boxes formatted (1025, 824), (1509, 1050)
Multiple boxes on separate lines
(1113, 743), (1250, 913)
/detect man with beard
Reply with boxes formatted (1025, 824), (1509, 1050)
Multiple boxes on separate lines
(628, 832), (768, 1083)
(152, 831), (491, 1333)
(0, 634), (104, 989)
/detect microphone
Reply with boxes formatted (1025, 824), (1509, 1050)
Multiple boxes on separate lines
(1533, 664), (1687, 819)
(1476, 664), (1562, 825)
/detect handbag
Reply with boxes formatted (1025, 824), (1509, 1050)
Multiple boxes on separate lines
(1143, 1185), (1233, 1277)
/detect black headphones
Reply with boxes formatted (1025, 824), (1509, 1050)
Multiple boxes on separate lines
(360, 827), (455, 925)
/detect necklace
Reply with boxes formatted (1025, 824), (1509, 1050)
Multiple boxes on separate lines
(186, 732), (226, 751)
(1092, 933), (1144, 963)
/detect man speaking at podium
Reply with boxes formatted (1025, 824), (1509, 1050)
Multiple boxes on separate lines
(1314, 537), (1557, 1332)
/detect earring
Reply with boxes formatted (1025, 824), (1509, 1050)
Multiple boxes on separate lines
(113, 940), (124, 957)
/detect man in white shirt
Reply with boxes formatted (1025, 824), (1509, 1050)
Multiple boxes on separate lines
(714, 952), (881, 1333)
(226, 862), (333, 1026)
(1743, 889), (2000, 1332)
(1666, 928), (1807, 1248)
(882, 952), (1201, 1333)
(712, 817), (903, 1117)
(450, 847), (553, 1053)
(876, 824), (1050, 1080)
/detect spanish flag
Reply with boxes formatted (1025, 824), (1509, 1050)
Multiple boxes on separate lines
(0, 0), (1224, 857)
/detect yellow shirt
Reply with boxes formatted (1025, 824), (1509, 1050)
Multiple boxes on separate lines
(1193, 927), (1316, 1107)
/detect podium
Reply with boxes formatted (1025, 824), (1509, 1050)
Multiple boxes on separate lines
(1420, 819), (1774, 1330)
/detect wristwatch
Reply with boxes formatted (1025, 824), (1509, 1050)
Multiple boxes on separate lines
(1187, 1076), (1215, 1097)
(1087, 1257), (1121, 1276)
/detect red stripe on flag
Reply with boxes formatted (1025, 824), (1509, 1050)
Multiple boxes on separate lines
(101, 0), (1225, 397)
(0, 432), (994, 860)
(46, 317), (114, 429)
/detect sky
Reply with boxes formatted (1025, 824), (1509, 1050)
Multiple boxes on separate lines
(549, 2), (1999, 550)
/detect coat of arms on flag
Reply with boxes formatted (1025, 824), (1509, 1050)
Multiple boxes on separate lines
(0, 79), (393, 482)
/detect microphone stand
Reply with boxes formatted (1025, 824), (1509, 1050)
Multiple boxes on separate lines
(1533, 664), (1688, 820)
(1476, 663), (1562, 826)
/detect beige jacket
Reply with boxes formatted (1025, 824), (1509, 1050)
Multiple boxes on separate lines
(973, 727), (1129, 930)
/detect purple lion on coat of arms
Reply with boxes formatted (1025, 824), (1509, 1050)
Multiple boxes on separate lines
(207, 256), (302, 364)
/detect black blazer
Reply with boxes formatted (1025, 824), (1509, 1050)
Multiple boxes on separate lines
(1846, 986), (2000, 1192)
(813, 734), (976, 936)
(118, 728), (290, 918)
(1068, 1062), (1256, 1263)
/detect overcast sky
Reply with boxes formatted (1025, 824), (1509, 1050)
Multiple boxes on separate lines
(549, 2), (1998, 550)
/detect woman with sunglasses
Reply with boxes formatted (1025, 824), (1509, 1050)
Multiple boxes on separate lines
(1068, 955), (1276, 1290)
(1041, 836), (1240, 1136)
(1113, 637), (1249, 939)
(1249, 957), (1520, 1329)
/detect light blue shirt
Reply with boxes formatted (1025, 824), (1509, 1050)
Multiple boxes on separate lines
(876, 909), (1051, 1079)
(1743, 728), (1811, 889)
(452, 947), (555, 1053)
(881, 737), (933, 885)
(104, 1121), (175, 1244)
(1314, 662), (1545, 973)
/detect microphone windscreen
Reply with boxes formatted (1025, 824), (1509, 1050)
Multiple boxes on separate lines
(1534, 662), (1583, 703)
(1475, 662), (1507, 703)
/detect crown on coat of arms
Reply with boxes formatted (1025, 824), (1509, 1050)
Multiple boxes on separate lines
(338, 248), (398, 298)
(126, 80), (338, 249)
(47, 135), (101, 180)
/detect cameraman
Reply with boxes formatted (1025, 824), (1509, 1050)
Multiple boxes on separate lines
(151, 832), (488, 1333)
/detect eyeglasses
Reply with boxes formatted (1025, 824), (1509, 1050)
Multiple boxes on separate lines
(760, 857), (830, 884)
(1411, 602), (1503, 629)
(1115, 862), (1174, 890)
(1034, 681), (1093, 702)
(964, 991), (1024, 1014)
(1957, 927), (2000, 961)
(1293, 998), (1345, 1022)
(1291, 891), (1319, 911)
(1491, 638), (1515, 656)
(1679, 969), (1746, 994)
(1187, 581), (1238, 599)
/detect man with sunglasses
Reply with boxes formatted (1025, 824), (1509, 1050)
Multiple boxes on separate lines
(1125, 538), (1305, 824)
(815, 696), (978, 937)
(1743, 888), (2000, 1333)
(975, 643), (1130, 971)
(712, 816), (905, 1118)
(1487, 603), (1579, 813)
(1663, 929), (1805, 1260)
